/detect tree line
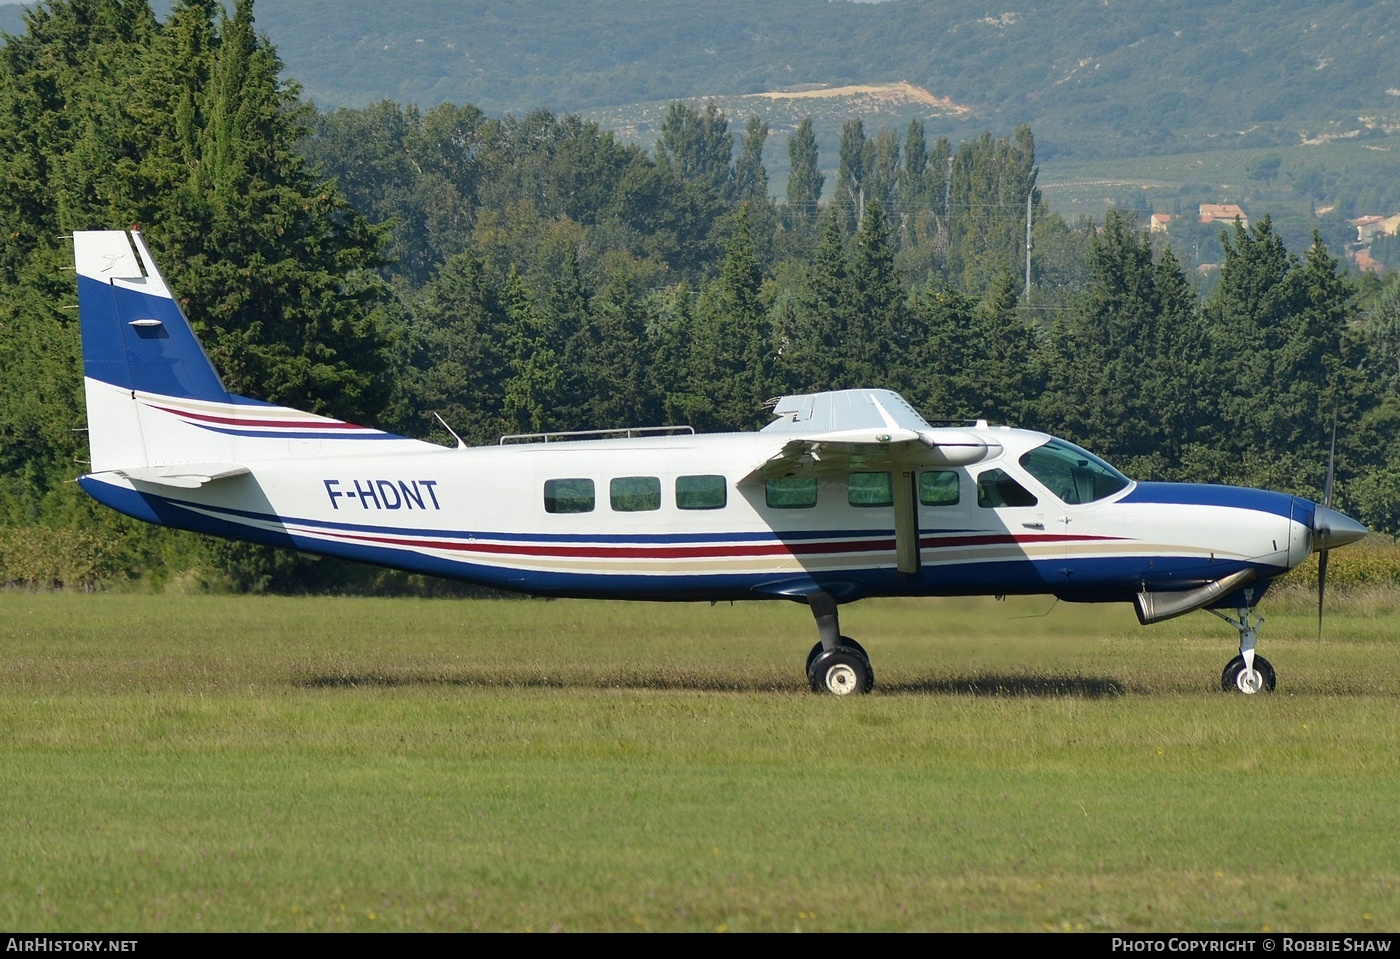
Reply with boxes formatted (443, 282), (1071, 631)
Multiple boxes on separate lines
(1, 0), (1397, 593)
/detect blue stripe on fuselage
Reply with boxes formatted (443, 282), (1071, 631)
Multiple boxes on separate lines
(1118, 482), (1296, 518)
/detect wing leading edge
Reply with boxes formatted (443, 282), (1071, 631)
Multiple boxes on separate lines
(741, 389), (999, 483)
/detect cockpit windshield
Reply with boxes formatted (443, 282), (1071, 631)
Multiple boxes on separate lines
(1018, 438), (1132, 504)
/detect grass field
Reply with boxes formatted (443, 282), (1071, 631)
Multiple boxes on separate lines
(1, 590), (1397, 932)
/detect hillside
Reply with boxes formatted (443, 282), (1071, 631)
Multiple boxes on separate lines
(5, 0), (1397, 164)
(250, 0), (1398, 163)
(5, 0), (1399, 252)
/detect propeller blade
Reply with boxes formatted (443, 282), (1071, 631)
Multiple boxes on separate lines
(1324, 412), (1337, 510)
(1318, 407), (1337, 640)
(1317, 542), (1329, 641)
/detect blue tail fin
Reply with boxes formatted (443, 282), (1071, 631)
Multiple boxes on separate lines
(75, 230), (229, 403)
(74, 230), (425, 479)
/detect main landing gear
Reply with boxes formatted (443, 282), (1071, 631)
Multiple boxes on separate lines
(805, 592), (874, 695)
(1209, 604), (1277, 694)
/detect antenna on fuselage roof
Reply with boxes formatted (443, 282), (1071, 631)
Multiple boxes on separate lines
(433, 412), (467, 450)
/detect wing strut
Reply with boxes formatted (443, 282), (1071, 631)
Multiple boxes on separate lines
(893, 469), (920, 574)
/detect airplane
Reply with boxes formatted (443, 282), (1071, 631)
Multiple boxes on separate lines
(71, 228), (1369, 696)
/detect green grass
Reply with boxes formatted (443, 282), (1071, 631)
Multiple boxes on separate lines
(1, 592), (1397, 931)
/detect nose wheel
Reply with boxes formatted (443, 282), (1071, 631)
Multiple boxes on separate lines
(1210, 605), (1277, 694)
(1221, 654), (1276, 694)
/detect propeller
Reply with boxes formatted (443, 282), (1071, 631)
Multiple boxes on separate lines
(1317, 415), (1337, 640)
(1311, 412), (1368, 638)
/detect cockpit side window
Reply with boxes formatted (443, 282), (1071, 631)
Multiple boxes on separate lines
(976, 468), (1037, 508)
(1018, 439), (1131, 504)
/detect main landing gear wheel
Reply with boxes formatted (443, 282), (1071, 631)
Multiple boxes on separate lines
(808, 645), (874, 696)
(804, 591), (875, 695)
(1221, 654), (1276, 694)
(805, 637), (868, 672)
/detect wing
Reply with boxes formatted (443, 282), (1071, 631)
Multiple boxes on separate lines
(741, 390), (1001, 576)
(740, 389), (997, 483)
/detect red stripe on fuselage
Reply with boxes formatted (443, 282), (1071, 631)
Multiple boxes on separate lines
(148, 403), (367, 431)
(287, 528), (1128, 559)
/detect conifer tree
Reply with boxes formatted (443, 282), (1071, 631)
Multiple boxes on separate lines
(407, 250), (513, 445)
(847, 199), (905, 389)
(1204, 217), (1353, 493)
(0, 0), (401, 589)
(782, 207), (850, 391)
(1039, 211), (1208, 478)
(672, 205), (772, 431)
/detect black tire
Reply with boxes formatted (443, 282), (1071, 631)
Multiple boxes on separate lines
(808, 647), (875, 695)
(805, 637), (869, 673)
(1220, 654), (1277, 694)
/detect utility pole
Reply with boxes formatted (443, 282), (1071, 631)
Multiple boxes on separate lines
(944, 155), (953, 255)
(1024, 190), (1033, 302)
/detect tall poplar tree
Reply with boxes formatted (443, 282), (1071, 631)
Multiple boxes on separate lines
(731, 114), (769, 203)
(835, 117), (866, 235)
(655, 100), (733, 196)
(785, 116), (823, 229)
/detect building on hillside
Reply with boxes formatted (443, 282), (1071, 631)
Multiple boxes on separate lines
(1349, 213), (1400, 243)
(1199, 203), (1248, 228)
(1149, 213), (1174, 233)
(1350, 215), (1385, 243)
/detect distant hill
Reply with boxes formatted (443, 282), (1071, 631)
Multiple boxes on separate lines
(241, 0), (1398, 163)
(5, 1), (1397, 163)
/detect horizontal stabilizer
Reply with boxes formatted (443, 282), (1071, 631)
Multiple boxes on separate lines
(113, 464), (251, 489)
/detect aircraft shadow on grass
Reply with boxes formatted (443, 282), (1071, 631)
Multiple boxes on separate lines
(296, 672), (1127, 698)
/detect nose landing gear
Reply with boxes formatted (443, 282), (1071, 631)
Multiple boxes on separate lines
(1210, 605), (1277, 694)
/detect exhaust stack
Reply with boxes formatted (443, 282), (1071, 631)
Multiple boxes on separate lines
(1134, 568), (1258, 625)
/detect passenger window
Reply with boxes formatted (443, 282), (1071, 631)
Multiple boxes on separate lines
(848, 471), (893, 507)
(766, 476), (818, 509)
(676, 474), (727, 510)
(920, 470), (960, 506)
(976, 468), (1038, 508)
(610, 476), (661, 512)
(544, 478), (595, 514)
